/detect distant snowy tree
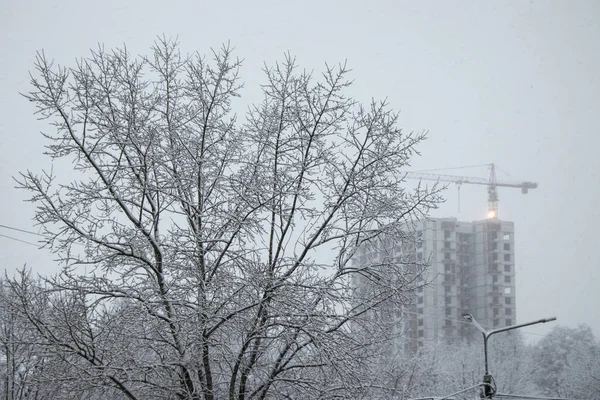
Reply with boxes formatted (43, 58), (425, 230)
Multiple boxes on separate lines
(11, 38), (441, 399)
(532, 325), (600, 398)
(373, 333), (537, 400)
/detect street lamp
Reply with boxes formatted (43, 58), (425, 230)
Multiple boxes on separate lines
(461, 313), (556, 399)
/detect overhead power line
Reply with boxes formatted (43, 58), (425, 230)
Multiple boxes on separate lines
(0, 223), (46, 237)
(436, 383), (483, 399)
(0, 233), (39, 247)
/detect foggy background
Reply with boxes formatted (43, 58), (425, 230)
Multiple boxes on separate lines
(1, 0), (598, 342)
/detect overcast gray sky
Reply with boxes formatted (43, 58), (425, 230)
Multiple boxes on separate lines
(1, 0), (599, 341)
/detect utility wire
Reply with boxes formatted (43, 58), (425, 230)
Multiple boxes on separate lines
(0, 233), (39, 247)
(434, 383), (483, 399)
(0, 223), (46, 237)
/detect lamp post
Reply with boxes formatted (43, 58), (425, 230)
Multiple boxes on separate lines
(461, 313), (556, 399)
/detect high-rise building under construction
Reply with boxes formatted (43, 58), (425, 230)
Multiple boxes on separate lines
(352, 217), (517, 353)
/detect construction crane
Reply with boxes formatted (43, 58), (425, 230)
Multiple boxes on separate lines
(403, 163), (537, 219)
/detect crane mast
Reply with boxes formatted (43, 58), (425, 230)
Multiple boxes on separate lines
(488, 163), (498, 219)
(403, 163), (537, 219)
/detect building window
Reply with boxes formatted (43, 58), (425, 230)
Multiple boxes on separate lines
(445, 307), (451, 316)
(445, 264), (452, 273)
(504, 243), (510, 251)
(506, 318), (512, 326)
(418, 330), (424, 338)
(506, 308), (512, 315)
(418, 319), (424, 326)
(417, 308), (423, 314)
(417, 252), (423, 260)
(417, 286), (423, 293)
(493, 275), (498, 283)
(492, 285), (499, 293)
(493, 296), (499, 304)
(504, 276), (511, 283)
(418, 296), (423, 304)
(417, 241), (423, 249)
(445, 285), (451, 293)
(444, 252), (451, 260)
(445, 319), (452, 327)
(445, 296), (452, 305)
(503, 233), (510, 240)
(493, 308), (499, 316)
(444, 230), (451, 239)
(504, 264), (511, 272)
(492, 253), (499, 261)
(491, 232), (498, 240)
(505, 297), (511, 305)
(504, 254), (511, 262)
(493, 318), (499, 327)
(444, 242), (451, 250)
(492, 242), (498, 250)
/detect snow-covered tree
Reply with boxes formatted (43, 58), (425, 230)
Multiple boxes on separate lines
(374, 332), (537, 400)
(532, 325), (600, 398)
(11, 38), (441, 399)
(0, 279), (39, 400)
